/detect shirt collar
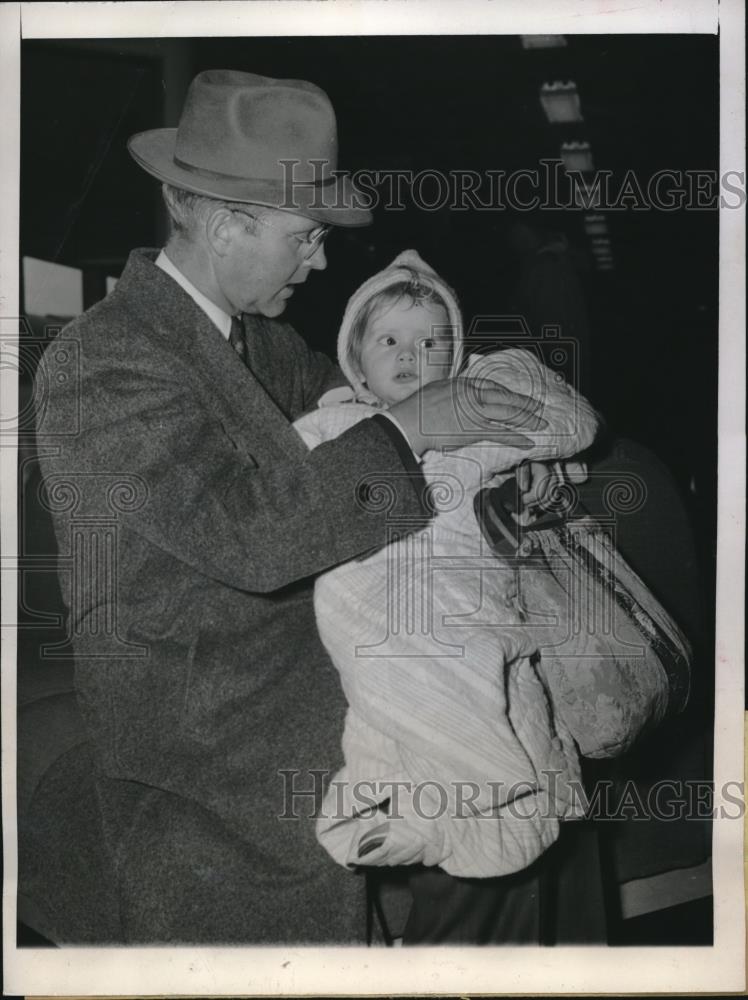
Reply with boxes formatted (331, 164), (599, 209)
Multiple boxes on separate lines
(155, 249), (234, 340)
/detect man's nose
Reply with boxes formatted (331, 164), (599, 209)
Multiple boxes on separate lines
(305, 242), (327, 272)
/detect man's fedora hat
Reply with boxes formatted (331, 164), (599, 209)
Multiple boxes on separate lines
(128, 69), (372, 227)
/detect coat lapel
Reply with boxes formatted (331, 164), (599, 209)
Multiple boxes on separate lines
(117, 249), (308, 467)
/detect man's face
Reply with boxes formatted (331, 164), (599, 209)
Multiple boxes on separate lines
(217, 207), (327, 317)
(357, 299), (453, 406)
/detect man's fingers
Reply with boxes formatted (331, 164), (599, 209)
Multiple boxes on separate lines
(517, 461), (558, 507)
(462, 387), (547, 431)
(457, 379), (547, 430)
(565, 460), (588, 484)
(483, 405), (547, 432)
(516, 462), (530, 492)
(490, 431), (536, 450)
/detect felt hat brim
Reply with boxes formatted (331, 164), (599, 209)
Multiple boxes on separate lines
(128, 128), (373, 228)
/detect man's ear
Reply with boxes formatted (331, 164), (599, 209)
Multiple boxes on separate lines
(205, 205), (237, 257)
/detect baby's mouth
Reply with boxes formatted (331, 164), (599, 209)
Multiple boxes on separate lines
(394, 371), (417, 381)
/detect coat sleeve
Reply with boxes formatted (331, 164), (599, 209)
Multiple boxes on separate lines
(36, 325), (430, 595)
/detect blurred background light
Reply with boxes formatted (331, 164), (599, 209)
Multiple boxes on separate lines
(540, 81), (584, 124)
(584, 213), (608, 236)
(521, 35), (567, 49)
(561, 141), (594, 173)
(573, 178), (604, 209)
(22, 256), (84, 317)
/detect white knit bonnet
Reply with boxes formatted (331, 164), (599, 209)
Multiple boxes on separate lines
(336, 249), (464, 406)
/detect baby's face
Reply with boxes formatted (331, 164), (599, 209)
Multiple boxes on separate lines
(358, 300), (453, 406)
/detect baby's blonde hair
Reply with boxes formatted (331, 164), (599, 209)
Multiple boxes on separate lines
(348, 269), (452, 376)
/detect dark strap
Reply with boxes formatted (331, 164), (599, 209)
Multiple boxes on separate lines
(369, 413), (432, 516)
(364, 870), (395, 947)
(474, 475), (584, 558)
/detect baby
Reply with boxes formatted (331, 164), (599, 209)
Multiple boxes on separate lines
(293, 251), (599, 877)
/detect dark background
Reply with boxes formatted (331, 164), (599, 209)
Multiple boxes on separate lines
(16, 33), (721, 946)
(21, 35), (719, 496)
(21, 32), (720, 626)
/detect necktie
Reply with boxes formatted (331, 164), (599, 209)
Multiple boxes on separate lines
(229, 314), (246, 364)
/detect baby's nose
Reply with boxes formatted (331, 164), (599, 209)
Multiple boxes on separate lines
(398, 345), (416, 360)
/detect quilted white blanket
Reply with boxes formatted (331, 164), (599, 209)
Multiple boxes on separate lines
(294, 349), (600, 876)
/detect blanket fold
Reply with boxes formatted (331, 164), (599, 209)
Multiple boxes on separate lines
(295, 345), (599, 876)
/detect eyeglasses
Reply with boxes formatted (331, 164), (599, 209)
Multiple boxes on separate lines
(230, 208), (331, 260)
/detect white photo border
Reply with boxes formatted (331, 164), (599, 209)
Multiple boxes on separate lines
(2, 0), (744, 995)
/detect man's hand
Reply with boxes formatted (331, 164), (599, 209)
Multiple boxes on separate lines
(389, 377), (548, 456)
(515, 459), (588, 522)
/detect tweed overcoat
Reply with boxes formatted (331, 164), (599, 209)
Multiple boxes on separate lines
(34, 248), (430, 943)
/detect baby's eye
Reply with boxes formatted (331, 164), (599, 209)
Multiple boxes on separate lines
(421, 338), (435, 349)
(381, 336), (397, 346)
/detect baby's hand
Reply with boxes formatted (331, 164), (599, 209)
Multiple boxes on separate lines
(352, 820), (440, 868)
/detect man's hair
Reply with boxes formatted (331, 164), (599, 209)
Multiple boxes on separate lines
(161, 184), (269, 242)
(348, 270), (452, 374)
(162, 184), (211, 239)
